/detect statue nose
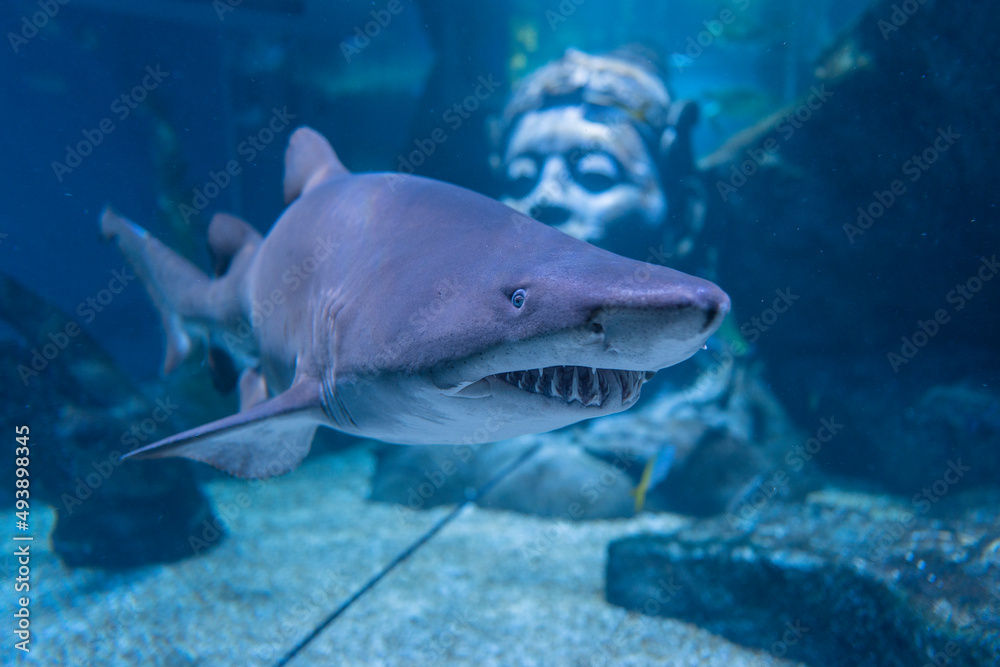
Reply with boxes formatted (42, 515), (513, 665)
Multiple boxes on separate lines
(531, 204), (572, 226)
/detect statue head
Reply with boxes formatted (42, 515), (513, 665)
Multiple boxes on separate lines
(491, 48), (702, 260)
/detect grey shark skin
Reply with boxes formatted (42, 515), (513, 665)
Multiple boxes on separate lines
(105, 126), (729, 479)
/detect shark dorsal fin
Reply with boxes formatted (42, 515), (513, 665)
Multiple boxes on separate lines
(283, 126), (349, 205)
(207, 212), (262, 277)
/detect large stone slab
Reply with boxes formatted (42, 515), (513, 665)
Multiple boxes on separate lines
(606, 489), (1000, 666)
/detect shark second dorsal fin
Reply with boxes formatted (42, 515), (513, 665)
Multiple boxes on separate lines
(207, 212), (262, 277)
(121, 379), (325, 479)
(238, 367), (270, 412)
(283, 126), (349, 205)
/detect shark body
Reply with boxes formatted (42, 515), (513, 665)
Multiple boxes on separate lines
(106, 127), (730, 479)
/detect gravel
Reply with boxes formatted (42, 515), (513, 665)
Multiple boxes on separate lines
(12, 445), (805, 666)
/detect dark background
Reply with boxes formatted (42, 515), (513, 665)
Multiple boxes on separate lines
(2, 0), (997, 494)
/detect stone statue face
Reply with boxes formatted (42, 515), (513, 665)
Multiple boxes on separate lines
(500, 105), (665, 249)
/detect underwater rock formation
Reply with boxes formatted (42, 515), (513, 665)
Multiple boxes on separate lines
(605, 489), (1000, 667)
(371, 436), (636, 520)
(0, 274), (218, 568)
(702, 0), (1000, 492)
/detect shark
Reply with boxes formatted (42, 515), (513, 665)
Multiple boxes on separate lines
(105, 126), (730, 479)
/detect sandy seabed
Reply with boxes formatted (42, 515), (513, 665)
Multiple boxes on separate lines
(9, 445), (804, 666)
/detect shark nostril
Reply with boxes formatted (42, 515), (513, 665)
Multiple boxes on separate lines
(701, 304), (721, 332)
(590, 321), (604, 335)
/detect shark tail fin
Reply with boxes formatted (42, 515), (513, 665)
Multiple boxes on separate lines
(121, 379), (324, 479)
(100, 207), (246, 375)
(283, 126), (350, 205)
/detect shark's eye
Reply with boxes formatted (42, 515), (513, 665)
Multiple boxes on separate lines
(511, 289), (526, 308)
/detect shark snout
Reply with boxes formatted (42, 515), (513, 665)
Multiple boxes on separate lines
(585, 274), (730, 371)
(691, 281), (731, 334)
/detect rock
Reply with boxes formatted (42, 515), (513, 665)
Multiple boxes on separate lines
(870, 382), (1000, 494)
(653, 429), (767, 516)
(0, 274), (220, 568)
(605, 489), (1000, 666)
(479, 441), (636, 519)
(702, 0), (1000, 492)
(371, 437), (637, 520)
(51, 471), (215, 568)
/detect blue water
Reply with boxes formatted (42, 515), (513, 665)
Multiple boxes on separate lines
(2, 1), (997, 665)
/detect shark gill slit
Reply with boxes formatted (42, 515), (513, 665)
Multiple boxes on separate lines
(321, 374), (357, 428)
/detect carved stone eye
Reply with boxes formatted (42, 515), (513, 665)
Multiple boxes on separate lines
(506, 156), (539, 199)
(511, 289), (526, 308)
(572, 151), (620, 193)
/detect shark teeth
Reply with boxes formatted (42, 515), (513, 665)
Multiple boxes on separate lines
(495, 366), (652, 407)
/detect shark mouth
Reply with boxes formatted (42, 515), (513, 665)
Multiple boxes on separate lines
(492, 366), (655, 407)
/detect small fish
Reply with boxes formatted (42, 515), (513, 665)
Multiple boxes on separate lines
(632, 445), (676, 512)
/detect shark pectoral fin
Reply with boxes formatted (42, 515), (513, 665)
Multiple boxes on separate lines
(122, 380), (325, 479)
(283, 126), (350, 205)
